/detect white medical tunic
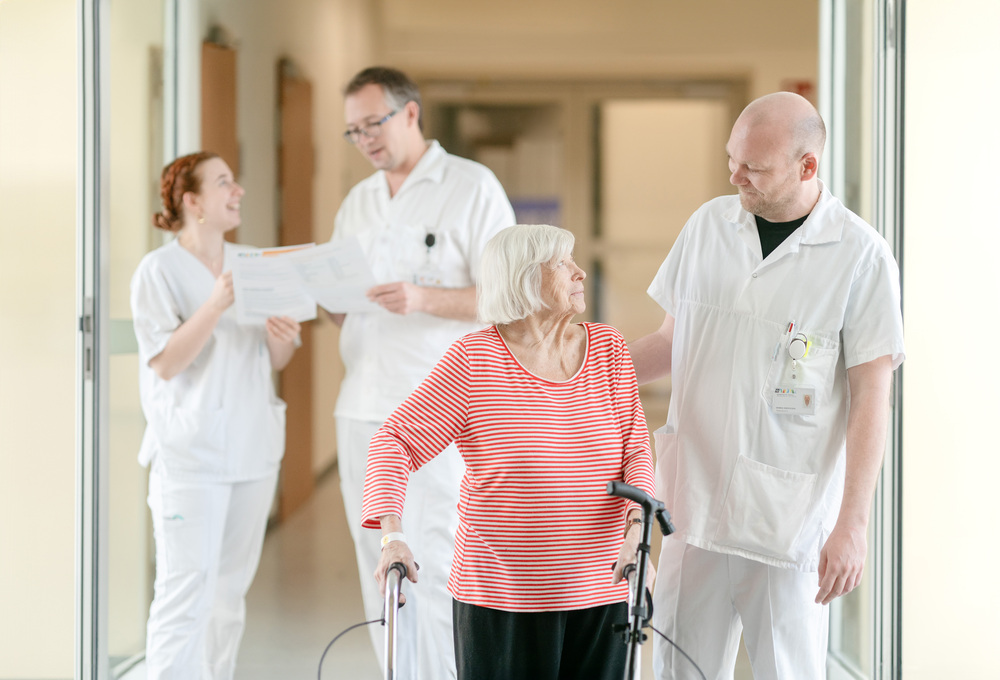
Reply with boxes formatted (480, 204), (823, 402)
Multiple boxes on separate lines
(131, 240), (286, 482)
(331, 140), (515, 421)
(648, 184), (905, 571)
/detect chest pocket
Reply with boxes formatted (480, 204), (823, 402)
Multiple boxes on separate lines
(369, 223), (423, 283)
(426, 228), (472, 288)
(761, 328), (840, 413)
(363, 222), (471, 287)
(405, 225), (470, 288)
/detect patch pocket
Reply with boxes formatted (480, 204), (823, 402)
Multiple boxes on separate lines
(714, 455), (817, 562)
(422, 226), (469, 288)
(149, 480), (213, 576)
(387, 222), (427, 282)
(763, 330), (840, 412)
(158, 406), (227, 475)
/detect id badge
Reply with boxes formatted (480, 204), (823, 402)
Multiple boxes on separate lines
(771, 385), (817, 415)
(415, 269), (444, 286)
(413, 227), (445, 287)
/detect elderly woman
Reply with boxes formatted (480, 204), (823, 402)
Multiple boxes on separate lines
(361, 224), (656, 680)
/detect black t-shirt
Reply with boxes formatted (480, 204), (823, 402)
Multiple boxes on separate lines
(755, 213), (809, 259)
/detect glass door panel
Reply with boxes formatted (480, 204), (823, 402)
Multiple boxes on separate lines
(107, 0), (165, 673)
(827, 4), (876, 677)
(825, 0), (902, 677)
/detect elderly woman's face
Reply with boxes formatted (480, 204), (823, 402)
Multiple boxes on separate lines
(540, 252), (586, 318)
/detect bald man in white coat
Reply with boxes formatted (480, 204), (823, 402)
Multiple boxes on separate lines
(630, 92), (905, 679)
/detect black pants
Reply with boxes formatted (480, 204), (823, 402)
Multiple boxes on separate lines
(452, 599), (628, 680)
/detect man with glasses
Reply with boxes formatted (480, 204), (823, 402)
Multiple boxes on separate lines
(328, 66), (514, 679)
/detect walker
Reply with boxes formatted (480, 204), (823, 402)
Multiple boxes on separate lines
(382, 562), (407, 680)
(606, 481), (675, 680)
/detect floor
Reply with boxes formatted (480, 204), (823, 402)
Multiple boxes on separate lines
(123, 469), (381, 680)
(237, 469), (382, 679)
(123, 470), (753, 679)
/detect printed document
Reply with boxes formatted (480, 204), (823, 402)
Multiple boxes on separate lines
(287, 240), (379, 314)
(232, 245), (318, 325)
(231, 239), (378, 325)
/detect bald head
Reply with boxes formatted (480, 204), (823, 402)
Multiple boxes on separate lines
(726, 92), (825, 221)
(736, 92), (826, 162)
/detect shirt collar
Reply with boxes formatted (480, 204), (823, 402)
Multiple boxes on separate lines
(726, 180), (845, 246)
(391, 140), (447, 195)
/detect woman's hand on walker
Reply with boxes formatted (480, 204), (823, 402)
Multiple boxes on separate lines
(612, 519), (656, 590)
(374, 538), (419, 604)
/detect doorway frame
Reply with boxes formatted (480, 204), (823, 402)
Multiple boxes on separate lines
(77, 0), (111, 678)
(75, 8), (907, 678)
(821, 1), (905, 679)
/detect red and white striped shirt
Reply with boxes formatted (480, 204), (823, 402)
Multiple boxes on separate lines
(361, 323), (655, 612)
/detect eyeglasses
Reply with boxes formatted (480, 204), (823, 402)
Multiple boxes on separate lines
(343, 109), (400, 144)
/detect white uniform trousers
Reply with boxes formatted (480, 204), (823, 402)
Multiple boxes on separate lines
(145, 470), (278, 680)
(337, 417), (461, 680)
(651, 538), (829, 680)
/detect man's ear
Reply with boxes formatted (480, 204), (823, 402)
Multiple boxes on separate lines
(404, 99), (421, 127)
(801, 153), (819, 180)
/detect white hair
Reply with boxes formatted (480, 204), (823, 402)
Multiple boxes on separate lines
(477, 224), (576, 326)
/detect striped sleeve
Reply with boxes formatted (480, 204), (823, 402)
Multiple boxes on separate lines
(614, 332), (657, 521)
(360, 339), (472, 528)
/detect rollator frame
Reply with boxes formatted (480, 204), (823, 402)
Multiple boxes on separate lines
(383, 562), (407, 680)
(606, 481), (675, 680)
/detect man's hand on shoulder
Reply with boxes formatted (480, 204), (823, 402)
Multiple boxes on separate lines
(367, 281), (426, 315)
(815, 522), (867, 605)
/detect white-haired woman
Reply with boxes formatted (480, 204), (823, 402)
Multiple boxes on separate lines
(361, 224), (655, 680)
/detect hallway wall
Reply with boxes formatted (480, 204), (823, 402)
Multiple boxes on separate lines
(0, 0), (78, 676)
(378, 0), (818, 98)
(902, 0), (1000, 676)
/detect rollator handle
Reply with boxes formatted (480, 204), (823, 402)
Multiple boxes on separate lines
(607, 481), (662, 511)
(654, 509), (675, 536)
(606, 482), (676, 536)
(384, 563), (407, 610)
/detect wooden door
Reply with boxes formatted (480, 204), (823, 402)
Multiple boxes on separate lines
(277, 60), (315, 519)
(201, 42), (239, 241)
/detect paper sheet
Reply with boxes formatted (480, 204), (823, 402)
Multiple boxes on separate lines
(231, 239), (378, 324)
(232, 245), (318, 325)
(286, 240), (380, 314)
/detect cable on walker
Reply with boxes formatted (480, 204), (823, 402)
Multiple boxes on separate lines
(316, 562), (409, 680)
(607, 481), (706, 680)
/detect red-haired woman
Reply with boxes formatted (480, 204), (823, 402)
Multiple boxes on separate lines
(130, 152), (300, 679)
